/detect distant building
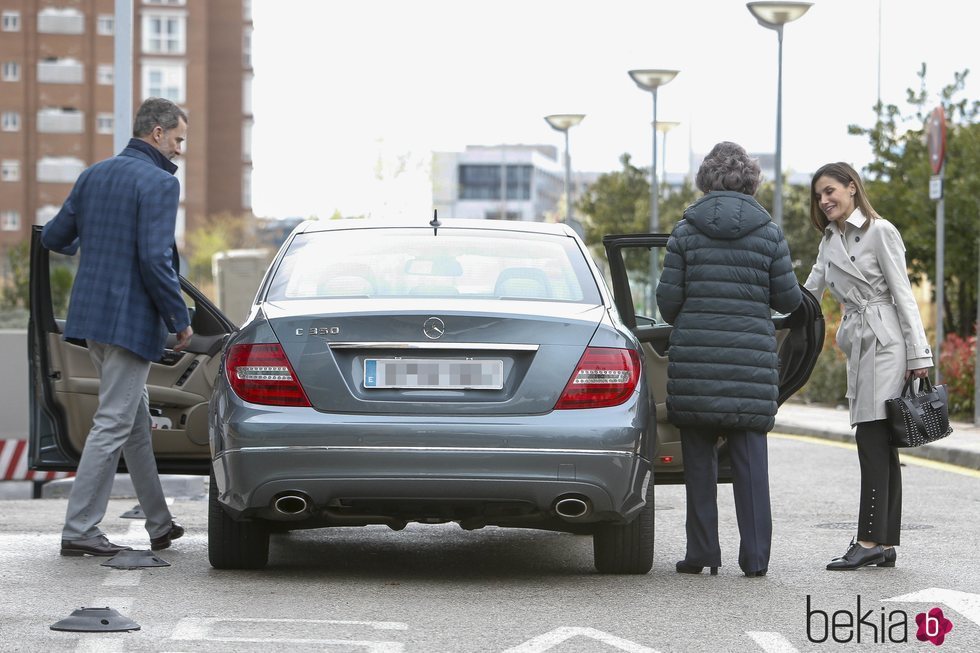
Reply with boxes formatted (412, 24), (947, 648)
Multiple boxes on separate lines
(0, 0), (253, 260)
(432, 145), (565, 222)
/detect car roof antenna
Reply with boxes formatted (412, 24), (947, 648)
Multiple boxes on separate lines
(430, 209), (441, 236)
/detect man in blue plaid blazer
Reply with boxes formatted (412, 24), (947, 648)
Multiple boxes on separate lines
(42, 98), (193, 557)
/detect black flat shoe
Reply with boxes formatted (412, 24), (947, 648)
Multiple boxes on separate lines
(150, 521), (185, 551)
(877, 547), (897, 568)
(60, 534), (132, 557)
(826, 539), (885, 570)
(676, 560), (718, 575)
(744, 569), (767, 577)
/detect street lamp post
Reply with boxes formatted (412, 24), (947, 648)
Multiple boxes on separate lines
(747, 2), (812, 227)
(656, 120), (680, 185)
(628, 69), (679, 318)
(544, 114), (585, 230)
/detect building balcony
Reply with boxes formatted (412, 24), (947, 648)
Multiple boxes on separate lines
(37, 109), (84, 133)
(37, 8), (85, 35)
(38, 59), (84, 84)
(37, 157), (85, 184)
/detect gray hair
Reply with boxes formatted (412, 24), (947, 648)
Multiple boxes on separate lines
(695, 141), (761, 196)
(132, 97), (188, 137)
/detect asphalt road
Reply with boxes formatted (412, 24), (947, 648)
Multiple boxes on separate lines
(0, 434), (978, 652)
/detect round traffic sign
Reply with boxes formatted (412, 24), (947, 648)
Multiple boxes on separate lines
(926, 105), (946, 175)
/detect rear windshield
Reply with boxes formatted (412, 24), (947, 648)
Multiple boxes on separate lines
(265, 228), (601, 304)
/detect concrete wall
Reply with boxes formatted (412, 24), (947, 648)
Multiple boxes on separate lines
(0, 330), (29, 439)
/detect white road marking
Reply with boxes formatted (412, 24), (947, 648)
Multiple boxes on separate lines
(885, 588), (980, 627)
(502, 627), (660, 653)
(746, 631), (801, 653)
(85, 598), (134, 613)
(171, 617), (408, 650)
(101, 571), (141, 587)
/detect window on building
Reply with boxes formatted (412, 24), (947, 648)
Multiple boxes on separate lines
(1, 11), (20, 31)
(243, 0), (252, 21)
(458, 164), (532, 201)
(242, 74), (253, 114)
(1, 211), (20, 232)
(142, 62), (186, 103)
(459, 165), (501, 200)
(142, 13), (186, 54)
(242, 167), (251, 210)
(506, 165), (532, 200)
(243, 27), (252, 67)
(1, 160), (20, 182)
(97, 15), (114, 35)
(2, 62), (20, 82)
(144, 0), (187, 5)
(96, 113), (114, 134)
(242, 120), (252, 160)
(1, 111), (20, 132)
(97, 64), (113, 85)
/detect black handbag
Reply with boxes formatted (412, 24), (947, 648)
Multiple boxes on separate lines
(885, 376), (953, 447)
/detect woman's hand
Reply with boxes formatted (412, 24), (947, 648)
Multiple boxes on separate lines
(905, 367), (930, 380)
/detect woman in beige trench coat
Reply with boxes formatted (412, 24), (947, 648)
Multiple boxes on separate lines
(803, 162), (932, 571)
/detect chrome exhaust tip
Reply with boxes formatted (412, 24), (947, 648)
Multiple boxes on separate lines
(273, 494), (310, 516)
(554, 496), (591, 520)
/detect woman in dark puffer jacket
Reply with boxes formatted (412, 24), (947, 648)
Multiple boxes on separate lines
(656, 141), (802, 578)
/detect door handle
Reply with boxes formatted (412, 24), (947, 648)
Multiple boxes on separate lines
(158, 349), (184, 366)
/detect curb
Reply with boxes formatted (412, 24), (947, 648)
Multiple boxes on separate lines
(774, 421), (980, 471)
(40, 474), (207, 500)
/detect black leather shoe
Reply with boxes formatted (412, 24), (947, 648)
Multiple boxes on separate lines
(744, 569), (768, 578)
(676, 560), (719, 575)
(877, 547), (897, 568)
(60, 535), (132, 557)
(826, 539), (885, 570)
(150, 521), (184, 551)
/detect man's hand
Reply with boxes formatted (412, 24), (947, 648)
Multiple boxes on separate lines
(174, 325), (194, 351)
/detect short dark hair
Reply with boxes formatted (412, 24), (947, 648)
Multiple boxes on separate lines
(809, 162), (879, 232)
(695, 141), (761, 196)
(132, 97), (187, 137)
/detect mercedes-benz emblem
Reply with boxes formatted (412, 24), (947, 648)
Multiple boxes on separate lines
(423, 317), (445, 340)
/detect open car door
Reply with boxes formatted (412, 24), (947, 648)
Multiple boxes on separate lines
(602, 233), (824, 484)
(28, 225), (237, 475)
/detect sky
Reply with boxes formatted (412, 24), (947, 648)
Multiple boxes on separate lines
(249, 0), (978, 221)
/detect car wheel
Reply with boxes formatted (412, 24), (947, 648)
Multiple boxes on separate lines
(592, 480), (654, 574)
(208, 468), (270, 569)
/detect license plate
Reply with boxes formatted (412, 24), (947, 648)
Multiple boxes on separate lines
(363, 358), (503, 389)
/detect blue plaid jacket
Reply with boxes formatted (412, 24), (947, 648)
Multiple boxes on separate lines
(41, 143), (190, 362)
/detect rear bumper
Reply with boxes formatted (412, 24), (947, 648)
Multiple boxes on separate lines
(213, 446), (651, 525)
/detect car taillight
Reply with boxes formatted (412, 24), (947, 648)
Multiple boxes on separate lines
(225, 343), (311, 407)
(555, 347), (640, 410)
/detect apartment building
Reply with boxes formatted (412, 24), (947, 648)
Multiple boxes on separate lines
(0, 0), (253, 257)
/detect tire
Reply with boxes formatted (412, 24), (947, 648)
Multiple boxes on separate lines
(593, 480), (654, 574)
(208, 469), (270, 569)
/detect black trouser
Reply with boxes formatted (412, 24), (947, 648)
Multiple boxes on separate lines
(855, 418), (902, 545)
(680, 428), (771, 573)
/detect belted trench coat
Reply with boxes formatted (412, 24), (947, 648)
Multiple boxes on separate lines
(804, 211), (933, 425)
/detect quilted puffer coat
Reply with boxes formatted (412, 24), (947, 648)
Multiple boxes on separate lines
(656, 190), (802, 431)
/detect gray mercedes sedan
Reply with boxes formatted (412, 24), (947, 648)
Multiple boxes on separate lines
(28, 219), (823, 574)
